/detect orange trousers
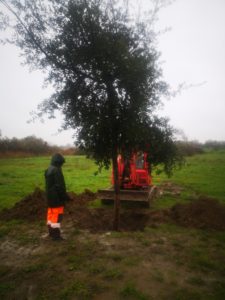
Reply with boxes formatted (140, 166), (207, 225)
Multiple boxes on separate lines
(47, 207), (64, 228)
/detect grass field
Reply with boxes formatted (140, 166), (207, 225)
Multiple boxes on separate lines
(0, 151), (225, 299)
(0, 150), (225, 209)
(0, 155), (110, 209)
(156, 150), (225, 201)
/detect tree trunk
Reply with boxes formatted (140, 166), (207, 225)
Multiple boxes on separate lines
(112, 151), (120, 231)
(106, 79), (120, 230)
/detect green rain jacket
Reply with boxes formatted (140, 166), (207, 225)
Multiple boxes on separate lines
(45, 153), (69, 207)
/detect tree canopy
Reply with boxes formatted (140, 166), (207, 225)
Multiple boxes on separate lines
(0, 0), (182, 174)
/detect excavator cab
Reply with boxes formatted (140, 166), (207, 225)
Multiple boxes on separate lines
(114, 152), (152, 189)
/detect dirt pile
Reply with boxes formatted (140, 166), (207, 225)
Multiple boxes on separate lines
(0, 188), (47, 221)
(170, 197), (225, 230)
(159, 181), (184, 196)
(68, 189), (96, 206)
(0, 188), (96, 222)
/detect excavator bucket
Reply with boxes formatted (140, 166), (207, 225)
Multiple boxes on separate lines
(98, 185), (158, 207)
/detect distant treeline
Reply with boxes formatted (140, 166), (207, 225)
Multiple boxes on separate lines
(0, 134), (81, 157)
(0, 133), (224, 157)
(176, 140), (225, 156)
(0, 135), (59, 156)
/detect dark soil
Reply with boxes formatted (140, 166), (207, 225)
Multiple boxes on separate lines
(1, 188), (225, 232)
(170, 197), (225, 230)
(0, 188), (47, 221)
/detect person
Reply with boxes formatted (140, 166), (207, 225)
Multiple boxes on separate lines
(45, 153), (69, 240)
(122, 157), (130, 183)
(135, 151), (144, 169)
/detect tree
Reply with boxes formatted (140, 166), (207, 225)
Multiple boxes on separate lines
(0, 0), (182, 229)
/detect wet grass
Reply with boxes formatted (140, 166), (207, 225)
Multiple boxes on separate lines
(154, 150), (225, 202)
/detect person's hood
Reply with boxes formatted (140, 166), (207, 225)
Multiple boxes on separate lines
(51, 153), (65, 166)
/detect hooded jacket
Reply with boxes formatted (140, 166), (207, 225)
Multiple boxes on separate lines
(45, 153), (69, 207)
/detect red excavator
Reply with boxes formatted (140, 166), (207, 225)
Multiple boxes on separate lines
(98, 152), (157, 207)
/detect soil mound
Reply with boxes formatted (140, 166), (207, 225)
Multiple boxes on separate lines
(159, 181), (184, 196)
(0, 188), (96, 222)
(0, 188), (47, 221)
(170, 197), (225, 230)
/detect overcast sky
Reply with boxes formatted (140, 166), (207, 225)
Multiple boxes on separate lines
(0, 0), (225, 146)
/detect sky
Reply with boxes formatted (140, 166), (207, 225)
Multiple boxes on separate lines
(0, 0), (225, 146)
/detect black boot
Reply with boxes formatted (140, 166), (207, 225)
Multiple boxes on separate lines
(51, 228), (64, 241)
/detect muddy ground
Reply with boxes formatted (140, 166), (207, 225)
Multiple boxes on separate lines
(1, 186), (225, 232)
(1, 185), (225, 299)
